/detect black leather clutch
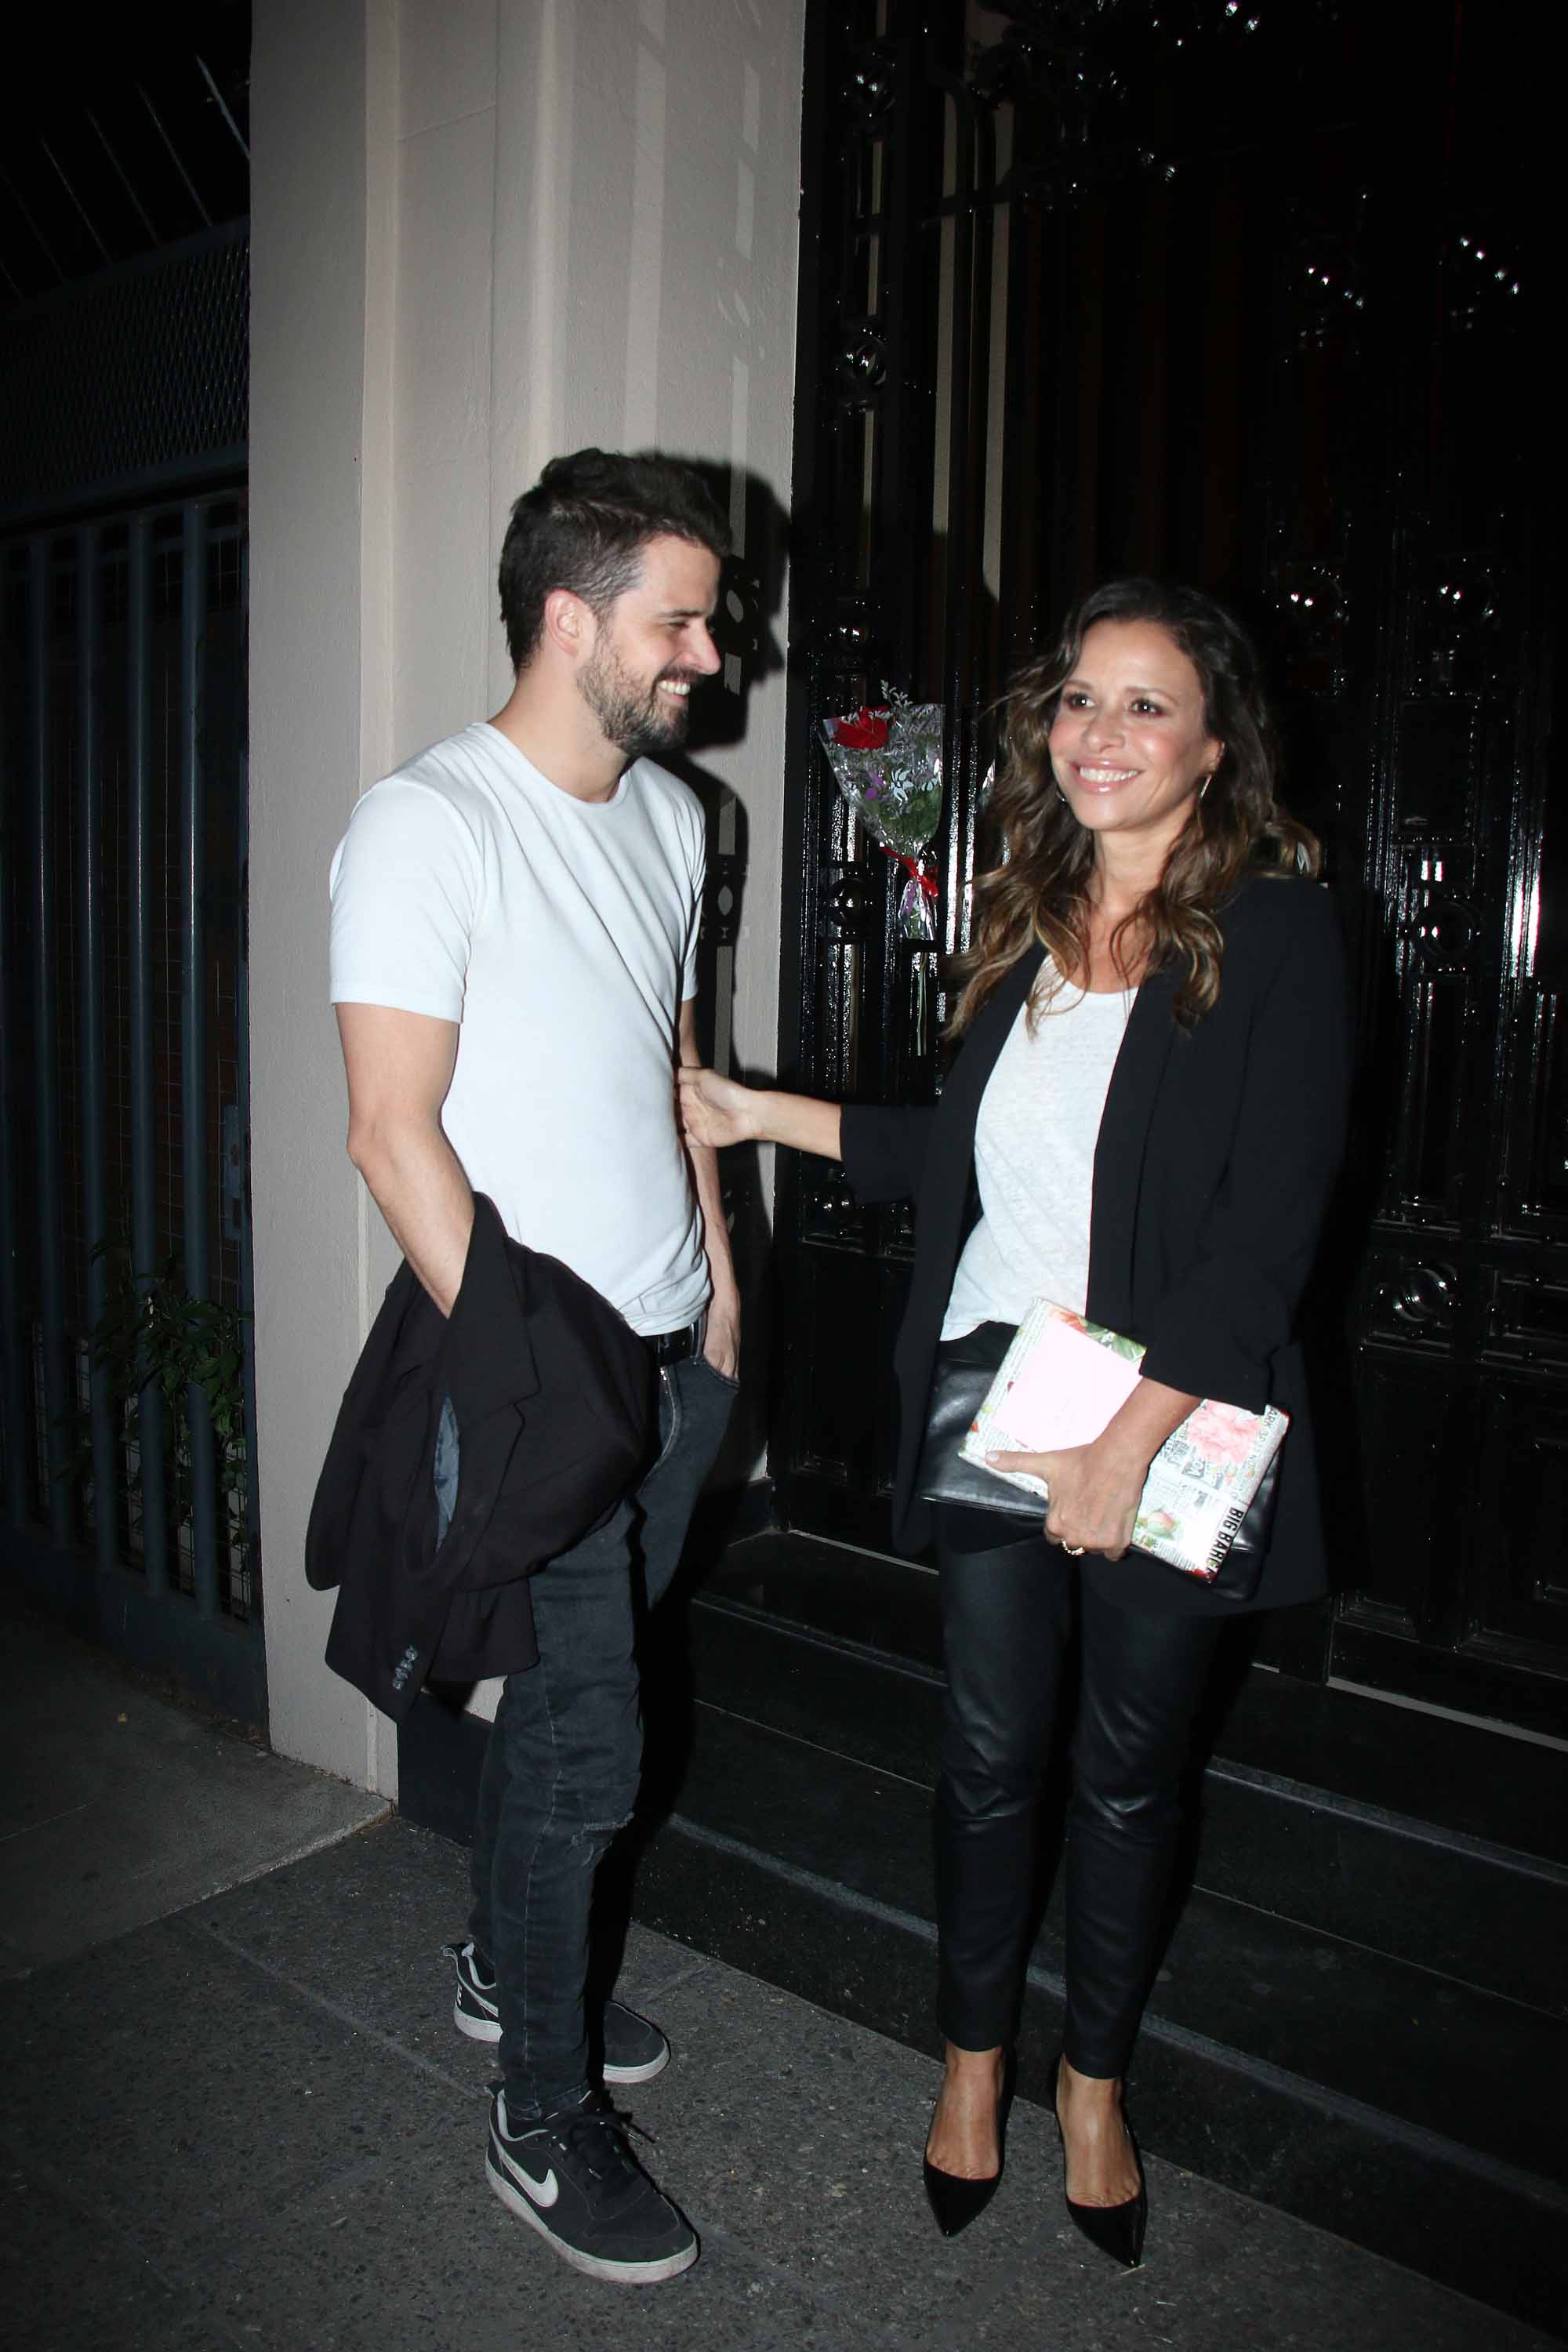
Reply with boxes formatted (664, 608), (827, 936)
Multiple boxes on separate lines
(915, 1355), (1039, 1519)
(914, 1338), (1280, 1602)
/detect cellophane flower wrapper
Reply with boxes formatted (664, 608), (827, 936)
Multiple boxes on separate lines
(818, 690), (945, 939)
(957, 1300), (1289, 1580)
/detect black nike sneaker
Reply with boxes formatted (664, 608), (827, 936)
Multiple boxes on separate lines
(485, 2085), (698, 2284)
(442, 1940), (670, 2083)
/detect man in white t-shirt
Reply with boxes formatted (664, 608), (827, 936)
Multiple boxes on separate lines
(329, 450), (741, 2285)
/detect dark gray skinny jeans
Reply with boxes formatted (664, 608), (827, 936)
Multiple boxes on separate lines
(441, 1344), (736, 2120)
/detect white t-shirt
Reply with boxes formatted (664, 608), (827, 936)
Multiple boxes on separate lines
(942, 972), (1134, 1338)
(329, 720), (710, 1337)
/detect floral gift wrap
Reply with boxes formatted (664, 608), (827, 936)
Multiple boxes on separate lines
(818, 688), (946, 939)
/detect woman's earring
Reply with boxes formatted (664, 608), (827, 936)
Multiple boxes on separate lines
(1199, 773), (1214, 800)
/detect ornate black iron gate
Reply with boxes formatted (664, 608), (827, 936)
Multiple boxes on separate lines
(773, 0), (1565, 1736)
(0, 222), (260, 1723)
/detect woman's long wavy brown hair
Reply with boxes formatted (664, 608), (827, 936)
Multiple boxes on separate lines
(949, 579), (1319, 1036)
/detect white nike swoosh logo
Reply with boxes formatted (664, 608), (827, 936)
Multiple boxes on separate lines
(499, 2144), (560, 2209)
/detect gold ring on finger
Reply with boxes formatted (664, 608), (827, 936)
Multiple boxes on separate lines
(1063, 1542), (1085, 1555)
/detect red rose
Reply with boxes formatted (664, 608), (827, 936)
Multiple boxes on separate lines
(829, 706), (891, 750)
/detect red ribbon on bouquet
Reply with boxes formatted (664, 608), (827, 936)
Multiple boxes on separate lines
(881, 844), (939, 900)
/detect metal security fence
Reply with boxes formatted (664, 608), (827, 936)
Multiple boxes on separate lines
(0, 223), (249, 521)
(0, 491), (261, 1718)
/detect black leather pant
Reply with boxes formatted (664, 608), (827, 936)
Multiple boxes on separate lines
(935, 1513), (1225, 2077)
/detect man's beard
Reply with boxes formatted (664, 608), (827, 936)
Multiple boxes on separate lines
(579, 635), (696, 758)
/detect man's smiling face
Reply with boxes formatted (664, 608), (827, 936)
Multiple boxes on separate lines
(577, 534), (723, 758)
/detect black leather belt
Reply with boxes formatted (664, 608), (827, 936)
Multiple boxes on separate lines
(644, 1318), (702, 1367)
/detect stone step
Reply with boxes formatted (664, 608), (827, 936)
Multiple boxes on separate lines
(688, 1531), (1568, 2016)
(628, 1677), (1567, 2337)
(396, 1526), (1568, 2336)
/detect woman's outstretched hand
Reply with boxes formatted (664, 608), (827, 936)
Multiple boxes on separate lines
(985, 1436), (1145, 1560)
(679, 1065), (760, 1150)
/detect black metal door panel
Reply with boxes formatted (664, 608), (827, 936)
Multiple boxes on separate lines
(775, 1), (1564, 1733)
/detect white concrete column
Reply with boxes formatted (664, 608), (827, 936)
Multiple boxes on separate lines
(249, 0), (805, 1784)
(249, 0), (401, 1791)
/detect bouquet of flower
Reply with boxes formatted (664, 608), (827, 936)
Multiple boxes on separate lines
(819, 688), (946, 940)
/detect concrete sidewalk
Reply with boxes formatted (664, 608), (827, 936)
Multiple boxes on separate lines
(1, 1610), (1550, 2352)
(0, 1587), (387, 1978)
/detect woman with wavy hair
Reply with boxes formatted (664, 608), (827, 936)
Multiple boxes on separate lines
(681, 579), (1350, 2269)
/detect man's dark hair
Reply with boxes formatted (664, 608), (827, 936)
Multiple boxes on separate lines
(498, 448), (731, 670)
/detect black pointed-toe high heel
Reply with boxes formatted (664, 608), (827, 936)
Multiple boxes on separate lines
(922, 2053), (1014, 2239)
(923, 2154), (1001, 2239)
(1053, 2061), (1148, 2270)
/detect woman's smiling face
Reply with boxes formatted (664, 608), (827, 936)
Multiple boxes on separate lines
(1047, 618), (1223, 860)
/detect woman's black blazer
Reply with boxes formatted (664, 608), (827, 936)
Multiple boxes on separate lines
(839, 877), (1352, 1613)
